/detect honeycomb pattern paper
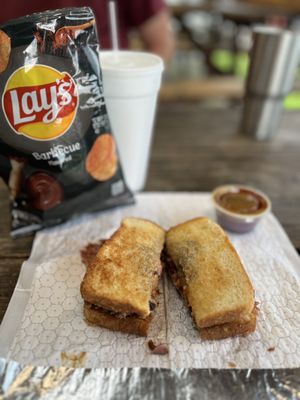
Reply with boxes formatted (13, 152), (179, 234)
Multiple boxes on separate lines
(3, 193), (300, 368)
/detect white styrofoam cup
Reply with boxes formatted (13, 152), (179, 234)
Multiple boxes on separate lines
(100, 51), (164, 192)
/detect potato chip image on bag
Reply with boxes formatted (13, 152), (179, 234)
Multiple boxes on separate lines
(0, 8), (133, 237)
(86, 134), (118, 181)
(0, 30), (10, 73)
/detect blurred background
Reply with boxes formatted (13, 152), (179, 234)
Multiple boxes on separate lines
(129, 0), (300, 109)
(1, 0), (299, 108)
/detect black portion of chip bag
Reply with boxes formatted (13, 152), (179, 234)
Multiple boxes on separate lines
(0, 7), (133, 237)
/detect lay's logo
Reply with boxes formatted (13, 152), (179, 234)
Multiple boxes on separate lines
(2, 65), (78, 140)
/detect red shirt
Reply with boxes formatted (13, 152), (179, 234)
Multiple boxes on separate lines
(0, 0), (165, 48)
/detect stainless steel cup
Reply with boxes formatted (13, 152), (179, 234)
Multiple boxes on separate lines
(241, 97), (283, 140)
(241, 26), (300, 140)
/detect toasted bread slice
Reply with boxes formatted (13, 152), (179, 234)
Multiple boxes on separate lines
(165, 217), (254, 329)
(200, 307), (257, 340)
(84, 303), (152, 336)
(81, 217), (165, 318)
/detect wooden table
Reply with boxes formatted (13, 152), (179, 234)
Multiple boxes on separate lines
(1, 104), (300, 322)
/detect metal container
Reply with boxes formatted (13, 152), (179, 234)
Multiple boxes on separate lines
(241, 96), (283, 140)
(241, 26), (300, 140)
(246, 27), (297, 97)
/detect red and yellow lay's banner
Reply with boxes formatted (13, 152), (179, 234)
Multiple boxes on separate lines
(2, 64), (78, 140)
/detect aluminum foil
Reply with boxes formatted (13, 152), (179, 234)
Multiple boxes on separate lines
(1, 358), (299, 399)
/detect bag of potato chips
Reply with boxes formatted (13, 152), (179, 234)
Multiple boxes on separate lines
(0, 7), (133, 237)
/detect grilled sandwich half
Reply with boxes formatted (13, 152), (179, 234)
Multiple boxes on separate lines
(164, 217), (256, 340)
(80, 217), (165, 336)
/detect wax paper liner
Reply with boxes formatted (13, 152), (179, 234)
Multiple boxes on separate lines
(1, 193), (300, 397)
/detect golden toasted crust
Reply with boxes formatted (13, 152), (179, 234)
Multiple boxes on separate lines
(83, 303), (152, 336)
(80, 217), (165, 318)
(200, 307), (257, 340)
(165, 217), (254, 328)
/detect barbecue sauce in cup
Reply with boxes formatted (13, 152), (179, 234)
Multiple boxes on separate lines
(218, 188), (268, 215)
(212, 185), (271, 233)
